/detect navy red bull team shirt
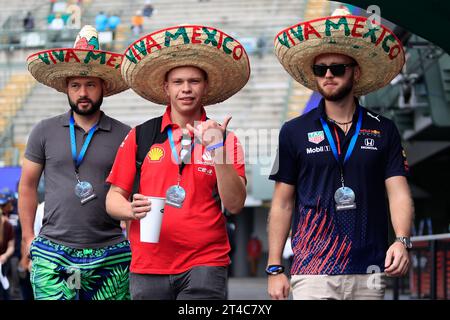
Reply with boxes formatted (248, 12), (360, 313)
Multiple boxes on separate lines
(269, 98), (409, 275)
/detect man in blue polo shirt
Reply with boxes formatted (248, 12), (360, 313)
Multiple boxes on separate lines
(267, 8), (414, 300)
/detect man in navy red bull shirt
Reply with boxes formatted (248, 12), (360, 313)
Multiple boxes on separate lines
(267, 8), (414, 300)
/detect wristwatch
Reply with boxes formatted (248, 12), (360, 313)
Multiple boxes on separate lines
(265, 265), (285, 275)
(395, 236), (412, 249)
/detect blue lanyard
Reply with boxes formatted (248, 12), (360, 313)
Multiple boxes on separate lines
(320, 107), (363, 165)
(167, 127), (194, 175)
(69, 115), (98, 172)
(167, 127), (180, 164)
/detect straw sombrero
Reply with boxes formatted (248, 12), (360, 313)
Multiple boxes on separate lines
(121, 25), (250, 105)
(27, 25), (128, 96)
(274, 8), (405, 96)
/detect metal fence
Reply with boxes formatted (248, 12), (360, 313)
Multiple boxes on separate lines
(393, 233), (450, 300)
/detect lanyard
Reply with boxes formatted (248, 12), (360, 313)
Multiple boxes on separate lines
(167, 127), (194, 176)
(320, 107), (363, 165)
(69, 115), (97, 174)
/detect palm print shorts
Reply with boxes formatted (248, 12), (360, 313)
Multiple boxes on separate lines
(30, 236), (131, 300)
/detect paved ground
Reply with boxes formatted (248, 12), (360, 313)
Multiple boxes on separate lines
(228, 277), (273, 300)
(227, 277), (411, 300)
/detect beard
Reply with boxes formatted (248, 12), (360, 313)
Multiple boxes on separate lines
(68, 95), (103, 116)
(317, 77), (354, 102)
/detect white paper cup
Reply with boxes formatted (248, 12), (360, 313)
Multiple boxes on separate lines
(140, 196), (165, 243)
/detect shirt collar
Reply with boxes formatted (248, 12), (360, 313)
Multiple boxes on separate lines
(61, 110), (112, 131)
(160, 105), (207, 133)
(315, 97), (361, 122)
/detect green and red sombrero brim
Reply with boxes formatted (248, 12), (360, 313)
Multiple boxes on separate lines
(27, 48), (128, 96)
(275, 14), (405, 96)
(121, 24), (251, 105)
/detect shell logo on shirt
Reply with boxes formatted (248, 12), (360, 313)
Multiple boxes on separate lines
(147, 146), (165, 162)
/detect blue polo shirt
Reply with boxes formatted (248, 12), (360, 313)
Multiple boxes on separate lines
(269, 98), (409, 275)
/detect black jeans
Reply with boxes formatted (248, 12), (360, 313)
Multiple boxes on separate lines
(130, 266), (228, 300)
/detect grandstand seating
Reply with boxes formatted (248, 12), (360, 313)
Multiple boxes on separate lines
(284, 0), (328, 121)
(6, 0), (312, 197)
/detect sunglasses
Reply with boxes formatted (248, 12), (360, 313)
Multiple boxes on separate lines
(312, 63), (356, 77)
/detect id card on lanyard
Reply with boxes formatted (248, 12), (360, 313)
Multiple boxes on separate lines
(70, 115), (98, 205)
(320, 108), (362, 211)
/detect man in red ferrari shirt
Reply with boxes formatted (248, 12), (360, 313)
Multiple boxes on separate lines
(105, 25), (250, 299)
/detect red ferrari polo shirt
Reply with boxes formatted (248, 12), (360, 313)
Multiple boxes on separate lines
(107, 106), (246, 274)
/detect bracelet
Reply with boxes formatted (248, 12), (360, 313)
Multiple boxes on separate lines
(206, 142), (224, 151)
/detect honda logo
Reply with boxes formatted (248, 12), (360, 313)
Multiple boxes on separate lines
(364, 138), (375, 147)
